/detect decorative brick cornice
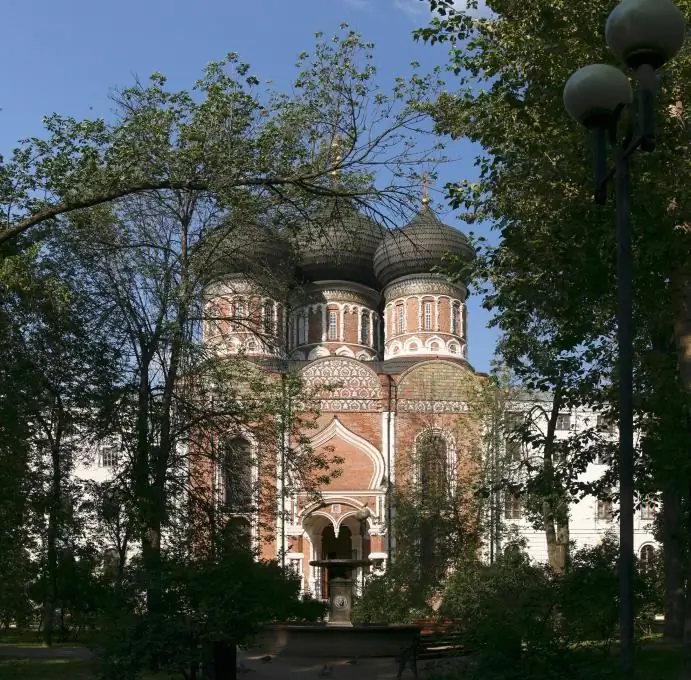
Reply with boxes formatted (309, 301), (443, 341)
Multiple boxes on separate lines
(383, 274), (466, 301)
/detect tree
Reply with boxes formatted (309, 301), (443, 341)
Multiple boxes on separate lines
(47, 27), (446, 631)
(0, 26), (443, 248)
(415, 0), (691, 645)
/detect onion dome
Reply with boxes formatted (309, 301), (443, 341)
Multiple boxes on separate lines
(296, 200), (385, 288)
(373, 203), (474, 287)
(193, 220), (293, 287)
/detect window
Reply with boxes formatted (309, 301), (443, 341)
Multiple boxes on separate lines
(223, 517), (252, 552)
(597, 415), (616, 434)
(328, 310), (338, 340)
(597, 497), (614, 520)
(504, 412), (523, 462)
(297, 315), (306, 344)
(263, 301), (274, 334)
(451, 303), (461, 334)
(396, 305), (405, 334)
(100, 445), (119, 468)
(423, 301), (432, 330)
(103, 548), (120, 578)
(221, 438), (253, 513)
(504, 493), (522, 520)
(233, 300), (245, 325)
(639, 545), (656, 571)
(641, 500), (656, 520)
(360, 312), (370, 345)
(556, 413), (571, 431)
(417, 431), (449, 498)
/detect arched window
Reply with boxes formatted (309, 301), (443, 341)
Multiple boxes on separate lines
(297, 315), (306, 344)
(640, 544), (656, 571)
(328, 310), (338, 340)
(416, 430), (450, 498)
(396, 304), (405, 334)
(415, 430), (454, 584)
(451, 303), (461, 335)
(263, 301), (274, 334)
(360, 311), (370, 345)
(220, 438), (253, 513)
(423, 301), (433, 330)
(233, 300), (245, 330)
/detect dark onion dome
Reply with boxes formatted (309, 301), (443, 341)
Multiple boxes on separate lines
(373, 203), (475, 288)
(193, 220), (294, 287)
(295, 200), (385, 288)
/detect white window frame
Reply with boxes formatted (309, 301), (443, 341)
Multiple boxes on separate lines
(328, 310), (338, 340)
(423, 301), (432, 330)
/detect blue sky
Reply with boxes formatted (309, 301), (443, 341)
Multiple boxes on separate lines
(0, 0), (499, 372)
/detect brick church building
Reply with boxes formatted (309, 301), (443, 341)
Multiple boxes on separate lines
(200, 195), (485, 598)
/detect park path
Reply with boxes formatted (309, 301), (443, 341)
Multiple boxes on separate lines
(0, 643), (94, 658)
(238, 648), (465, 679)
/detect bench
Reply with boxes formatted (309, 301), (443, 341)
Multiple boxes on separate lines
(396, 623), (469, 678)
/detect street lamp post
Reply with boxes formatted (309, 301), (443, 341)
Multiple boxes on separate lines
(563, 1), (686, 676)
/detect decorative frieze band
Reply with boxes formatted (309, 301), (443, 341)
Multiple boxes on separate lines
(384, 275), (465, 300)
(398, 399), (470, 413)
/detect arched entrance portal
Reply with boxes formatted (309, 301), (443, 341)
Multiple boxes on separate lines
(320, 525), (352, 598)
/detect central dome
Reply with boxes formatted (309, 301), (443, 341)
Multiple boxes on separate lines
(296, 200), (385, 288)
(194, 220), (293, 287)
(373, 205), (474, 287)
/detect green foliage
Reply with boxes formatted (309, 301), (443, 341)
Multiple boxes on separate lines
(351, 564), (433, 624)
(441, 544), (556, 670)
(0, 26), (444, 245)
(96, 550), (324, 680)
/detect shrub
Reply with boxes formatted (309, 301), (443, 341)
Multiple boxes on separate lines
(441, 544), (558, 672)
(96, 550), (324, 680)
(351, 564), (434, 624)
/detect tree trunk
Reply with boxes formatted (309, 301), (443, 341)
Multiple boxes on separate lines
(663, 483), (685, 641)
(541, 386), (568, 573)
(42, 438), (62, 648)
(133, 352), (162, 616)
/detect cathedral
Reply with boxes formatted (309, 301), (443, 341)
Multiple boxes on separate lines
(188, 193), (657, 600)
(200, 194), (481, 598)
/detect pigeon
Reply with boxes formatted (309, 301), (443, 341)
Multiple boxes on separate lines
(260, 655), (272, 664)
(347, 657), (360, 665)
(319, 664), (333, 677)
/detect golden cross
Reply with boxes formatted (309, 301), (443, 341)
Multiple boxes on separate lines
(421, 172), (431, 206)
(330, 136), (342, 181)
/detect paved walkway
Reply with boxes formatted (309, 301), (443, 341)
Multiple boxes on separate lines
(0, 642), (467, 678)
(239, 649), (467, 679)
(0, 643), (94, 658)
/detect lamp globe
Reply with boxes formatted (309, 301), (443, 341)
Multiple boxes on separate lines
(606, 0), (686, 68)
(564, 64), (634, 127)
